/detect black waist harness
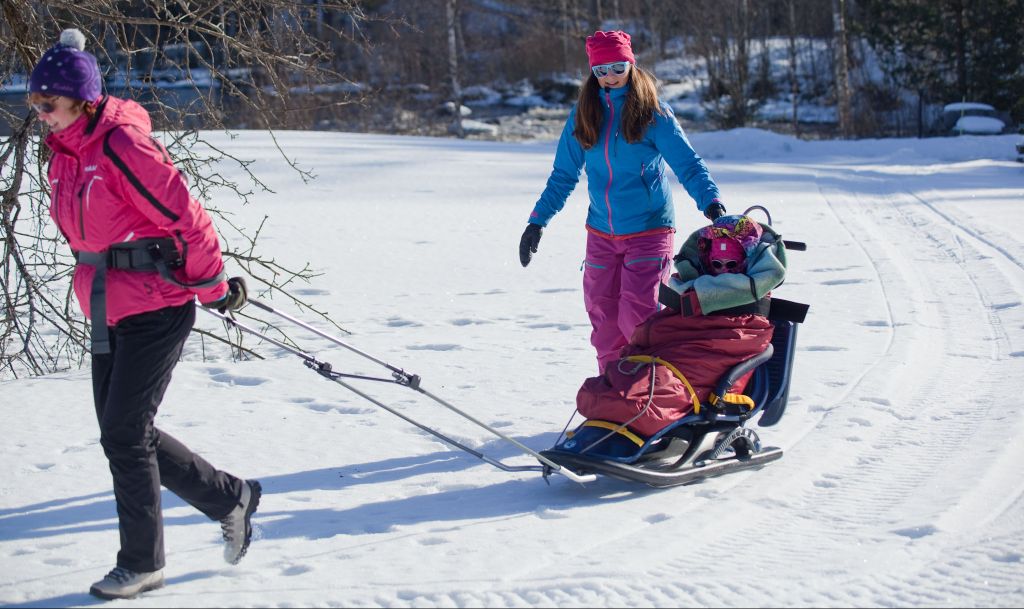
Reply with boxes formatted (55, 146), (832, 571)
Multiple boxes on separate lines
(75, 238), (226, 354)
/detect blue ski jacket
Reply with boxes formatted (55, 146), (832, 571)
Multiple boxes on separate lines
(530, 84), (721, 236)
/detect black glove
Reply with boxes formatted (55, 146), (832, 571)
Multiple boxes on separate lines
(704, 201), (726, 221)
(204, 277), (248, 313)
(519, 224), (543, 267)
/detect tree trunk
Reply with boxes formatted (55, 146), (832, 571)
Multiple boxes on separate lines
(788, 0), (800, 136)
(560, 0), (571, 73)
(832, 0), (853, 138)
(446, 0), (464, 138)
(953, 0), (967, 100)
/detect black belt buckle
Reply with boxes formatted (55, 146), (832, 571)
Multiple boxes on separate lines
(154, 240), (184, 269)
(109, 248), (133, 269)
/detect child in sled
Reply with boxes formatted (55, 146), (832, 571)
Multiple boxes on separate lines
(574, 214), (788, 441)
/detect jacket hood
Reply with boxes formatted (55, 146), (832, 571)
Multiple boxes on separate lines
(86, 96), (152, 139)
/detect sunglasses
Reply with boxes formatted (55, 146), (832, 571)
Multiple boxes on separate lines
(710, 259), (740, 272)
(29, 98), (59, 114)
(592, 61), (630, 78)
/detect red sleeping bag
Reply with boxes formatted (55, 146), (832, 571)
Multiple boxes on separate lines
(576, 309), (774, 437)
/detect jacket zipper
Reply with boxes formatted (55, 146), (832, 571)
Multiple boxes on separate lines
(603, 89), (615, 234)
(76, 183), (87, 240)
(82, 176), (103, 242)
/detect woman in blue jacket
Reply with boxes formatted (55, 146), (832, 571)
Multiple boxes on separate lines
(519, 30), (726, 372)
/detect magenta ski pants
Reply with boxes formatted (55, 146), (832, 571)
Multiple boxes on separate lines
(583, 230), (674, 373)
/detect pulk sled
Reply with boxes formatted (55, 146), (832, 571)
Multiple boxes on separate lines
(202, 207), (808, 489)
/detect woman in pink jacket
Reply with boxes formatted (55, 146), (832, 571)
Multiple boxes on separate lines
(29, 29), (260, 601)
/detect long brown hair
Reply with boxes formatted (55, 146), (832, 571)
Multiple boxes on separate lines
(572, 65), (664, 150)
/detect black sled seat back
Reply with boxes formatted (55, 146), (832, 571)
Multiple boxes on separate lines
(755, 318), (798, 427)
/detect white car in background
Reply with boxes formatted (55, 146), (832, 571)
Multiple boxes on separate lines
(940, 102), (1007, 135)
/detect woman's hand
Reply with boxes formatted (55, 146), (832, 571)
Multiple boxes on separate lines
(519, 224), (543, 267)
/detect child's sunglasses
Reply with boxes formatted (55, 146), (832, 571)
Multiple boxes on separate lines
(591, 61), (630, 78)
(710, 259), (740, 271)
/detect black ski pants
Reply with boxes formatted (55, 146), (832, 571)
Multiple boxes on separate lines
(91, 302), (242, 573)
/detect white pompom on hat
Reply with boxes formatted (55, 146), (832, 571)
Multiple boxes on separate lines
(59, 28), (87, 51)
(29, 28), (102, 102)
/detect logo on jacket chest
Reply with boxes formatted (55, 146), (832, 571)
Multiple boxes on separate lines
(84, 165), (98, 172)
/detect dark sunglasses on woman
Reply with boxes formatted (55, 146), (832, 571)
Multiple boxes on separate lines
(29, 97), (59, 114)
(591, 61), (630, 78)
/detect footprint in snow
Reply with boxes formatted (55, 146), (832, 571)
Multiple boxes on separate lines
(386, 317), (422, 328)
(450, 318), (493, 326)
(538, 287), (576, 294)
(859, 397), (892, 406)
(281, 565), (314, 576)
(210, 373), (268, 386)
(407, 344), (462, 351)
(644, 513), (673, 524)
(527, 322), (573, 331)
(535, 507), (569, 520)
(293, 288), (329, 296)
(822, 278), (867, 286)
(892, 525), (938, 539)
(455, 289), (506, 296)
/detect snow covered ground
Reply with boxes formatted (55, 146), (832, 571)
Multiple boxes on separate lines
(1, 128), (1023, 607)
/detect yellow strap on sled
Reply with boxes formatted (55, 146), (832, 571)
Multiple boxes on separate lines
(580, 420), (647, 447)
(622, 355), (754, 414)
(623, 355), (703, 414)
(713, 392), (756, 410)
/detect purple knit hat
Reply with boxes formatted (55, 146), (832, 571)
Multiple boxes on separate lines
(29, 29), (102, 102)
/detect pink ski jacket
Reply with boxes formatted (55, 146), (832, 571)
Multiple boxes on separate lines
(45, 96), (227, 326)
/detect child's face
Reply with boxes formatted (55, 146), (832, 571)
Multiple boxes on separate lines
(707, 238), (747, 275)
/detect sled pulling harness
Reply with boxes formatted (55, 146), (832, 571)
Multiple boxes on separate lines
(75, 238), (226, 354)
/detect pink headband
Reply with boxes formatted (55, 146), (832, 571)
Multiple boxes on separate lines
(585, 30), (635, 67)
